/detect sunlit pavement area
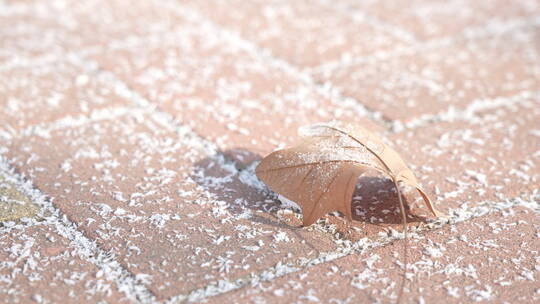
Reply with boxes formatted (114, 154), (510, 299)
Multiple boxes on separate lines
(1, 0), (540, 303)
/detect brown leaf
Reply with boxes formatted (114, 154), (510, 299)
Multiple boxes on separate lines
(255, 121), (440, 226)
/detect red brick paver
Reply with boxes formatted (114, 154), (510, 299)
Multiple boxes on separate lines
(391, 96), (540, 211)
(4, 112), (340, 299)
(207, 204), (540, 304)
(0, 59), (129, 135)
(0, 1), (74, 66)
(86, 21), (383, 156)
(184, 0), (411, 68)
(315, 25), (540, 122)
(336, 0), (540, 40)
(0, 222), (127, 303)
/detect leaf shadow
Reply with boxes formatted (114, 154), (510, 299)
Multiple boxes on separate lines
(350, 176), (427, 225)
(191, 148), (430, 233)
(190, 148), (328, 256)
(190, 148), (291, 229)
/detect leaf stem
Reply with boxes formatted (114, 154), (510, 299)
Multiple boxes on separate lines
(394, 179), (408, 304)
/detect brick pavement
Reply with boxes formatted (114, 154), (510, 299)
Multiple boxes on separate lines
(1, 0), (539, 303)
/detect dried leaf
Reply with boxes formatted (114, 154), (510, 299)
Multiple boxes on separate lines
(255, 121), (440, 226)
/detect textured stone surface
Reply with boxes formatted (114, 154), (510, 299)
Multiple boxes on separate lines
(336, 0), (540, 40)
(185, 0), (411, 67)
(315, 25), (540, 121)
(4, 112), (339, 299)
(207, 204), (540, 304)
(87, 26), (382, 157)
(0, 222), (126, 303)
(0, 1), (75, 66)
(63, 0), (194, 47)
(1, 0), (539, 303)
(0, 60), (129, 135)
(390, 97), (540, 213)
(0, 0), (192, 66)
